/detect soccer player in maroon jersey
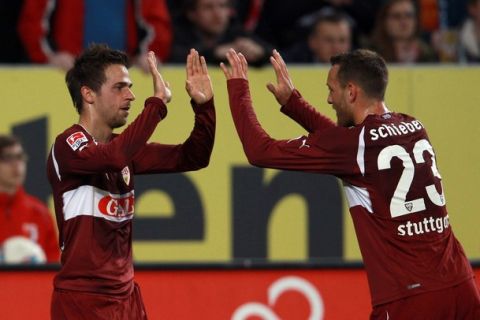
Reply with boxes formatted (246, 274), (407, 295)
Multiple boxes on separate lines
(221, 48), (480, 319)
(46, 44), (215, 319)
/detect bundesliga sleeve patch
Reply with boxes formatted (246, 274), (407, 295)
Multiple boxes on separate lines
(66, 131), (89, 151)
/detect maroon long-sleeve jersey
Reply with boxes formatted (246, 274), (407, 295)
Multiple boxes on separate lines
(227, 79), (474, 306)
(47, 97), (215, 296)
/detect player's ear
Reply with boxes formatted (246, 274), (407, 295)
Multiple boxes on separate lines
(346, 82), (357, 103)
(80, 86), (95, 105)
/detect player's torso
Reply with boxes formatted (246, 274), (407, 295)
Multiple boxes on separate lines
(344, 113), (472, 305)
(348, 112), (447, 226)
(47, 127), (136, 294)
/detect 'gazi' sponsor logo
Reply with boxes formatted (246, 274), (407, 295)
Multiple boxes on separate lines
(98, 194), (134, 218)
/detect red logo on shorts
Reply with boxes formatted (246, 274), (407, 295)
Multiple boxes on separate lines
(98, 195), (134, 217)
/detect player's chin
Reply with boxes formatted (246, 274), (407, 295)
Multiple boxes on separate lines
(111, 117), (128, 129)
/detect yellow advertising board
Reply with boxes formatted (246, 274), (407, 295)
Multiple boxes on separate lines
(1, 65), (478, 263)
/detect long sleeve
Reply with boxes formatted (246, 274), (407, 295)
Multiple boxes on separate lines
(227, 78), (358, 175)
(53, 97), (167, 176)
(17, 0), (54, 62)
(280, 89), (336, 133)
(132, 98), (216, 174)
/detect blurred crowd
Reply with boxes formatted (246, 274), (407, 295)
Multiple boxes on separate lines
(0, 0), (479, 67)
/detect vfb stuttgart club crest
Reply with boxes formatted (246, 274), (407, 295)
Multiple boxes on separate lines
(121, 166), (130, 186)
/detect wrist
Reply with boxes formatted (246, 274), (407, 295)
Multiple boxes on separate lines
(145, 97), (168, 119)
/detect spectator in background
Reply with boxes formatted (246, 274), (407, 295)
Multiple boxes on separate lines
(283, 9), (353, 63)
(168, 0), (272, 67)
(0, 135), (59, 264)
(253, 0), (381, 52)
(368, 0), (437, 63)
(17, 0), (172, 72)
(459, 0), (480, 62)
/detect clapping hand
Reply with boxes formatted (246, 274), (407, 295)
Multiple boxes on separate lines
(185, 49), (213, 104)
(146, 51), (172, 104)
(266, 50), (295, 106)
(220, 48), (248, 80)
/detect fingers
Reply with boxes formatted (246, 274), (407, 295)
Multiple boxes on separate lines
(270, 49), (291, 83)
(186, 49), (193, 78)
(147, 51), (171, 103)
(187, 49), (208, 77)
(220, 62), (230, 79)
(266, 83), (276, 95)
(147, 51), (159, 76)
(270, 55), (282, 81)
(220, 48), (250, 80)
(273, 49), (290, 80)
(238, 53), (248, 77)
(273, 50), (286, 70)
(147, 51), (166, 85)
(220, 49), (239, 79)
(270, 50), (285, 80)
(192, 49), (201, 75)
(228, 48), (249, 79)
(200, 56), (208, 74)
(226, 48), (240, 71)
(187, 48), (200, 77)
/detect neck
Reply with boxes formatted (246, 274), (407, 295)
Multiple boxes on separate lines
(78, 114), (113, 143)
(354, 100), (389, 124)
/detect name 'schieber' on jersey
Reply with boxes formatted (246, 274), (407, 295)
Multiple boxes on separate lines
(369, 118), (423, 141)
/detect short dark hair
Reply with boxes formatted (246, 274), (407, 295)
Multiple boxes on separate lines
(310, 9), (352, 37)
(330, 49), (388, 100)
(0, 135), (21, 156)
(65, 44), (130, 114)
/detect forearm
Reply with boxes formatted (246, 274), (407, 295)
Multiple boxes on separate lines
(227, 79), (276, 163)
(132, 98), (215, 173)
(180, 98), (216, 170)
(280, 90), (336, 133)
(63, 98), (166, 174)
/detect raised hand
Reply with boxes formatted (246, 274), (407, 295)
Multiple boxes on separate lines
(185, 49), (213, 104)
(147, 51), (172, 104)
(266, 49), (294, 106)
(220, 48), (248, 80)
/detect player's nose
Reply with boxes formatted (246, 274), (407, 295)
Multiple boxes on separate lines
(126, 88), (135, 101)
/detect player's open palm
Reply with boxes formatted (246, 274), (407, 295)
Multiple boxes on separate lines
(267, 49), (294, 106)
(186, 49), (213, 105)
(220, 48), (249, 80)
(147, 51), (172, 104)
